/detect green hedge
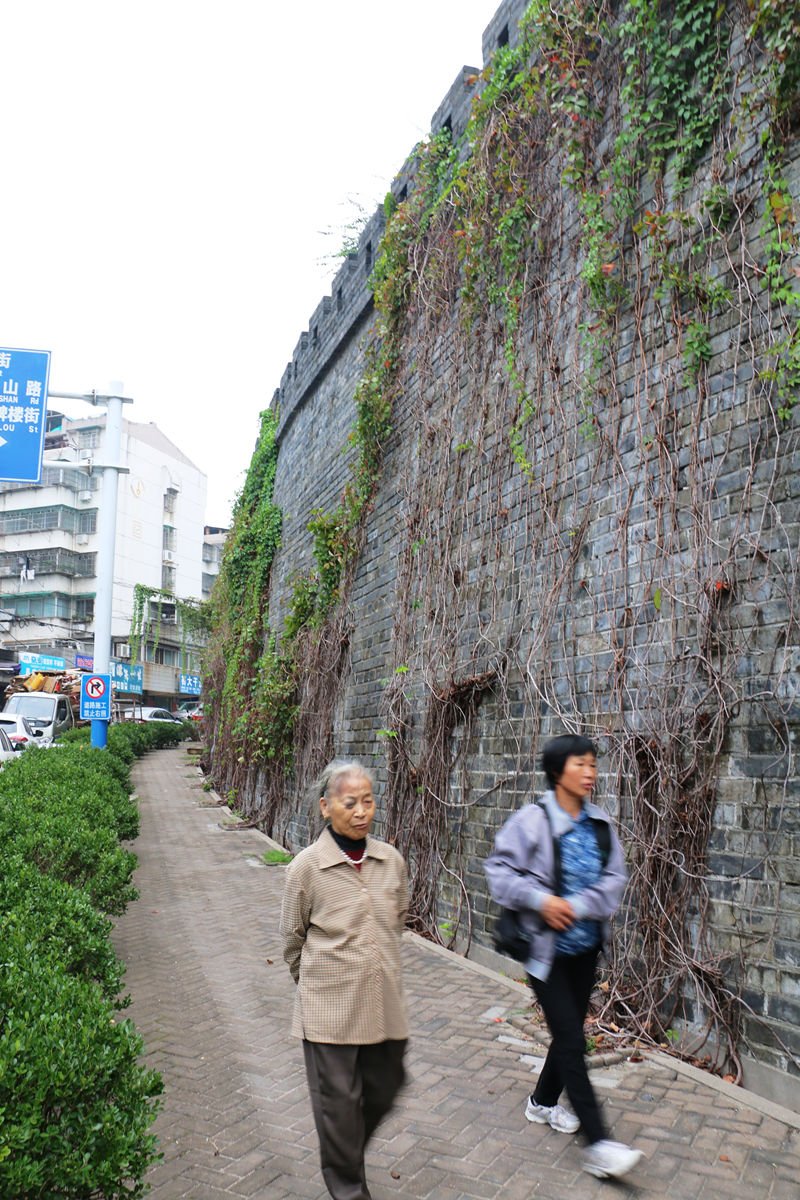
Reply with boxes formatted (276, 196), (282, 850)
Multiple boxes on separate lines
(0, 858), (125, 1004)
(0, 929), (161, 1197)
(0, 724), (185, 1197)
(60, 716), (195, 759)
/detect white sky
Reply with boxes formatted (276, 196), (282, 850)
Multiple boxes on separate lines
(2, 1), (498, 526)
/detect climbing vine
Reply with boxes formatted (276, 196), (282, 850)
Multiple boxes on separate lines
(201, 408), (297, 808)
(208, 0), (800, 1078)
(129, 585), (209, 668)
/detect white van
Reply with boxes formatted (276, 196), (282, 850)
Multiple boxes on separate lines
(2, 692), (76, 745)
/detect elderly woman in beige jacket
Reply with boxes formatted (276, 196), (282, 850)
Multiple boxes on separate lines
(280, 759), (409, 1200)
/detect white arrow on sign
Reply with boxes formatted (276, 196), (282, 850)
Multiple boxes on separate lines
(0, 437), (6, 448)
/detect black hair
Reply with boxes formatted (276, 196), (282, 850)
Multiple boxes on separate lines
(541, 734), (598, 788)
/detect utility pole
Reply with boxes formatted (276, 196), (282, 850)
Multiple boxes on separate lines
(46, 383), (132, 748)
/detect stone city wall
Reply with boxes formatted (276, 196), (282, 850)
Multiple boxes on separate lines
(228, 0), (800, 1101)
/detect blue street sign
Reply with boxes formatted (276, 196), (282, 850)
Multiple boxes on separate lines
(20, 650), (66, 674)
(110, 660), (143, 694)
(180, 673), (202, 695)
(81, 673), (111, 720)
(0, 348), (51, 482)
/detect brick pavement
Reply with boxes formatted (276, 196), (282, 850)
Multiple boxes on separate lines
(112, 748), (800, 1200)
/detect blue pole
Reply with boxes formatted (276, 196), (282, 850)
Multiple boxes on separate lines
(91, 717), (108, 749)
(90, 383), (125, 750)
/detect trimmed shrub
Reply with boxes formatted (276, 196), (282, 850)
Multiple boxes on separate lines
(0, 743), (139, 840)
(0, 857), (126, 1003)
(0, 925), (162, 1198)
(0, 727), (175, 1196)
(0, 785), (138, 918)
(62, 719), (194, 757)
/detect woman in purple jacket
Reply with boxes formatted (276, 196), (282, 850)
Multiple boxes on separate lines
(484, 734), (642, 1181)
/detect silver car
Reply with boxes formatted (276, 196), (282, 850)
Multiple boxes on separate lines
(0, 713), (45, 750)
(120, 706), (184, 725)
(0, 725), (18, 764)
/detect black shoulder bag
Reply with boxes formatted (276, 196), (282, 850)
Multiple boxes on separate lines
(492, 804), (611, 962)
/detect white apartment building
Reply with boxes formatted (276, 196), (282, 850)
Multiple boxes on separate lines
(201, 525), (228, 601)
(0, 411), (208, 702)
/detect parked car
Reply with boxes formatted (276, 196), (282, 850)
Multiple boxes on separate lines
(120, 706), (184, 725)
(0, 713), (45, 750)
(0, 725), (18, 765)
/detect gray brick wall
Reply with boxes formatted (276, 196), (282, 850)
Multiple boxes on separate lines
(229, 0), (800, 1085)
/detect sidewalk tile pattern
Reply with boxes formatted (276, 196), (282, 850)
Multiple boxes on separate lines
(112, 749), (800, 1199)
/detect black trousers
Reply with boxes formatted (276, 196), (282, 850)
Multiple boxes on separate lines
(529, 946), (606, 1145)
(302, 1039), (407, 1200)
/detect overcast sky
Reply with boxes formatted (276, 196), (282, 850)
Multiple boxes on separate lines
(2, 1), (499, 525)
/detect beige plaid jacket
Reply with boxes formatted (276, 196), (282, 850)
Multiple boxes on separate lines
(280, 827), (409, 1044)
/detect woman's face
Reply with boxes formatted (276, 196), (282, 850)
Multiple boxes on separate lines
(320, 771), (376, 838)
(556, 753), (597, 803)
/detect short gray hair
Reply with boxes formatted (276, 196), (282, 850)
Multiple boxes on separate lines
(315, 758), (374, 801)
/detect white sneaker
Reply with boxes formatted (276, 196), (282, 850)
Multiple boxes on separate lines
(525, 1097), (580, 1134)
(582, 1140), (643, 1178)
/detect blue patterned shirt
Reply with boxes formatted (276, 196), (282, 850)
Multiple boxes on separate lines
(555, 808), (602, 958)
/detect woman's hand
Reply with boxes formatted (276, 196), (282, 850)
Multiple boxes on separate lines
(541, 895), (575, 931)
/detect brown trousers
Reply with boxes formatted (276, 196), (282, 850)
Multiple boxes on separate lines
(302, 1039), (407, 1200)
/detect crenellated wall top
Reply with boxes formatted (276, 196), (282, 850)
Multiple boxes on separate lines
(270, 0), (528, 445)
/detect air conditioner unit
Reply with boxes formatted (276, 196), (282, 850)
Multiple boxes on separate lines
(76, 534), (90, 546)
(163, 550), (175, 563)
(45, 446), (79, 463)
(78, 491), (93, 504)
(117, 643), (131, 658)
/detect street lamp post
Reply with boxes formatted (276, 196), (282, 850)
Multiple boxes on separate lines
(46, 383), (132, 748)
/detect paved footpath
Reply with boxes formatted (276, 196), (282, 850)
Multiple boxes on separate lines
(113, 748), (800, 1200)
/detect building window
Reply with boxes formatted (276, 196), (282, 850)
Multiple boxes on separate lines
(50, 594), (71, 618)
(161, 565), (176, 592)
(73, 596), (95, 621)
(0, 505), (97, 536)
(0, 548), (96, 578)
(78, 427), (101, 449)
(0, 469), (98, 495)
(149, 600), (176, 624)
(162, 525), (176, 552)
(2, 595), (44, 618)
(1, 593), (72, 619)
(0, 507), (57, 534)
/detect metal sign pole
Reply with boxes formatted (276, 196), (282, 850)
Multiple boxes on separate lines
(47, 383), (133, 749)
(90, 384), (124, 748)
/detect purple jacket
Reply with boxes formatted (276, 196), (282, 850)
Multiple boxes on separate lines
(483, 790), (627, 980)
